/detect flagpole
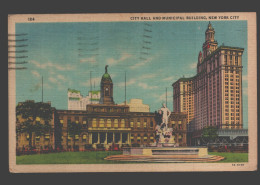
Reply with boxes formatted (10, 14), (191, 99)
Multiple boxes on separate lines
(125, 71), (126, 105)
(42, 76), (43, 102)
(90, 71), (92, 104)
(166, 87), (167, 107)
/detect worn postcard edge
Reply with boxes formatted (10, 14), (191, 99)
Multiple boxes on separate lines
(8, 12), (257, 173)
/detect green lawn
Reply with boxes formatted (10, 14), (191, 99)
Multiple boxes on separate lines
(208, 152), (248, 163)
(16, 151), (248, 164)
(17, 151), (127, 164)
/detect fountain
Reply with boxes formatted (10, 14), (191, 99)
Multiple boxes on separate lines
(105, 104), (224, 162)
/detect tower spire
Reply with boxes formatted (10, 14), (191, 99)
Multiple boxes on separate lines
(203, 22), (218, 58)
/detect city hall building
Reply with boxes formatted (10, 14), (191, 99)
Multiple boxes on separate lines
(54, 67), (188, 150)
(173, 22), (244, 132)
(16, 67), (188, 151)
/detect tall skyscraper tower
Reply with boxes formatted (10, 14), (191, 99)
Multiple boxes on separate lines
(173, 22), (244, 131)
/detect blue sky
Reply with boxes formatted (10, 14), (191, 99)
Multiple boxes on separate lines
(15, 21), (248, 128)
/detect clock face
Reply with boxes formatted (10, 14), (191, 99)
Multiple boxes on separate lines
(105, 88), (108, 91)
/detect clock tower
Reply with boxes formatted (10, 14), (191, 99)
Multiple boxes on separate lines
(99, 65), (114, 105)
(202, 22), (218, 58)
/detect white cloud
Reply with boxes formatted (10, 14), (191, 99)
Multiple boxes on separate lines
(30, 82), (41, 92)
(31, 60), (49, 69)
(242, 75), (248, 82)
(107, 53), (132, 66)
(140, 73), (157, 79)
(243, 87), (248, 96)
(162, 76), (175, 82)
(44, 83), (52, 89)
(159, 92), (166, 101)
(57, 74), (67, 82)
(31, 70), (40, 78)
(80, 77), (101, 87)
(80, 56), (97, 64)
(47, 73), (71, 90)
(117, 78), (136, 87)
(152, 90), (173, 104)
(138, 82), (158, 90)
(151, 92), (168, 103)
(31, 60), (75, 71)
(49, 77), (58, 84)
(130, 57), (153, 69)
(117, 72), (157, 88)
(189, 62), (197, 69)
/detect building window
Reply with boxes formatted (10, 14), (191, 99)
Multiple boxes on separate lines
(92, 118), (97, 127)
(60, 119), (64, 126)
(120, 119), (125, 128)
(137, 134), (141, 142)
(130, 134), (134, 142)
(107, 119), (111, 127)
(235, 56), (238, 65)
(82, 118), (87, 128)
(114, 119), (118, 127)
(130, 120), (134, 127)
(75, 117), (79, 124)
(150, 121), (153, 128)
(144, 134), (148, 142)
(67, 117), (71, 125)
(75, 135), (79, 141)
(105, 87), (109, 96)
(224, 55), (227, 65)
(82, 135), (87, 142)
(36, 136), (40, 142)
(44, 134), (50, 141)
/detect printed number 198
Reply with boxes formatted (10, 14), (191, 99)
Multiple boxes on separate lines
(28, 17), (35, 21)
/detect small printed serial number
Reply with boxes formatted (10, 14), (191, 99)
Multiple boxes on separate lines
(28, 17), (35, 21)
(232, 164), (244, 166)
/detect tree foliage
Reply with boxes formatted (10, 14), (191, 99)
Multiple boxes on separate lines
(16, 101), (53, 121)
(68, 122), (82, 150)
(201, 126), (218, 144)
(16, 101), (53, 148)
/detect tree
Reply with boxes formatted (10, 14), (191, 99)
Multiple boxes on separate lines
(201, 126), (218, 145)
(68, 122), (82, 151)
(16, 101), (53, 149)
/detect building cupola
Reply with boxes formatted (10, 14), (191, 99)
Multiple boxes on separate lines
(99, 65), (114, 105)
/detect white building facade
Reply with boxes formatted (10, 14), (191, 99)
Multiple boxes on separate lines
(120, 99), (150, 112)
(68, 88), (100, 110)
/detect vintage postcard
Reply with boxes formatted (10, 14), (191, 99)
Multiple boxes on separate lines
(8, 12), (257, 172)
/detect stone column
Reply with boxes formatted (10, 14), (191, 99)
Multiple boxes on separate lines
(97, 133), (100, 144)
(89, 133), (92, 144)
(79, 134), (83, 151)
(105, 133), (107, 144)
(113, 132), (115, 143)
(128, 133), (130, 144)
(120, 133), (122, 144)
(182, 133), (186, 146)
